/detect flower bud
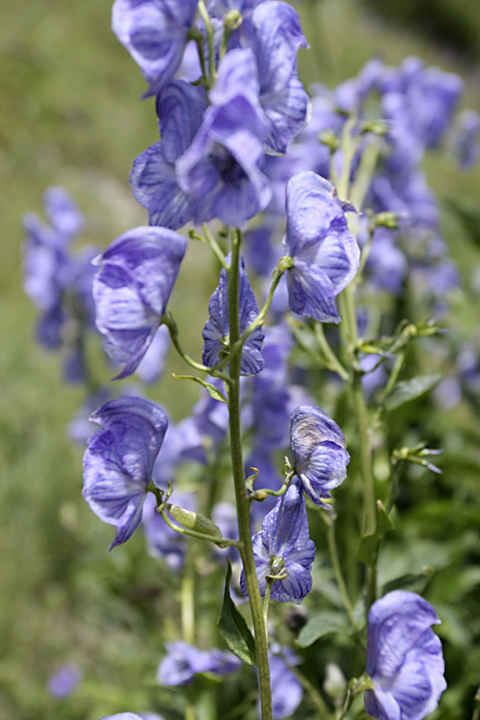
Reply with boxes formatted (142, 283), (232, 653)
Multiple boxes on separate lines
(323, 663), (347, 699)
(165, 504), (222, 538)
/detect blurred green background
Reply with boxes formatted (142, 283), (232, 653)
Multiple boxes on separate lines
(1, 0), (480, 718)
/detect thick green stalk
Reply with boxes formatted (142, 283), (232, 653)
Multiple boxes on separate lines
(228, 229), (273, 720)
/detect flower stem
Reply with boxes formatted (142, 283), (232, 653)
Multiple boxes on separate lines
(324, 511), (358, 633)
(228, 228), (273, 720)
(315, 322), (350, 381)
(197, 1), (216, 85)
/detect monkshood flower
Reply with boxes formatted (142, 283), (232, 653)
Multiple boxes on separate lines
(93, 226), (186, 379)
(365, 591), (446, 720)
(47, 663), (82, 698)
(290, 405), (350, 506)
(135, 324), (170, 384)
(82, 397), (168, 549)
(247, 1), (309, 154)
(130, 81), (207, 230)
(283, 172), (360, 323)
(176, 93), (272, 227)
(202, 255), (265, 376)
(42, 186), (84, 240)
(268, 647), (303, 720)
(454, 109), (480, 169)
(240, 480), (315, 603)
(111, 0), (197, 97)
(157, 642), (241, 686)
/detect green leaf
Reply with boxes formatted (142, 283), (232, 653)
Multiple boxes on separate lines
(382, 568), (434, 595)
(172, 373), (227, 403)
(218, 560), (256, 665)
(296, 610), (350, 648)
(383, 374), (441, 411)
(357, 500), (395, 565)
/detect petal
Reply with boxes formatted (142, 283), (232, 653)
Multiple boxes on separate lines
(287, 260), (340, 323)
(270, 562), (313, 604)
(298, 441), (350, 503)
(263, 74), (310, 154)
(156, 80), (207, 163)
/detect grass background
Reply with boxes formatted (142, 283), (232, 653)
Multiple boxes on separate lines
(1, 0), (480, 717)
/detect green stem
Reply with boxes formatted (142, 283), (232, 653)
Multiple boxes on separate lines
(159, 508), (241, 548)
(286, 663), (330, 719)
(202, 223), (229, 270)
(228, 228), (273, 720)
(325, 512), (358, 633)
(471, 687), (480, 720)
(263, 579), (273, 643)
(181, 556), (195, 646)
(349, 137), (380, 213)
(336, 675), (373, 720)
(315, 322), (349, 381)
(197, 1), (216, 85)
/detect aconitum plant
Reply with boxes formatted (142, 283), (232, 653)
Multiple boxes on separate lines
(22, 1), (480, 719)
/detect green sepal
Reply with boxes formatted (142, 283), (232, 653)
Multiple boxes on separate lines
(383, 373), (441, 412)
(296, 610), (351, 648)
(357, 500), (394, 565)
(172, 373), (227, 403)
(166, 505), (222, 538)
(218, 560), (256, 666)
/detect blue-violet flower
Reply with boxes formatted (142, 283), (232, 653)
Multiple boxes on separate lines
(365, 591), (446, 720)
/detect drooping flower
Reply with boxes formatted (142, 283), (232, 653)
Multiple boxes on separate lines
(202, 255), (265, 376)
(240, 479), (315, 603)
(283, 172), (360, 323)
(92, 226), (186, 379)
(82, 397), (168, 549)
(130, 80), (207, 230)
(365, 591), (446, 720)
(290, 405), (350, 506)
(111, 0), (197, 97)
(157, 642), (241, 686)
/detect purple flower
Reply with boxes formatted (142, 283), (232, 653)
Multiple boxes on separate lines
(157, 642), (241, 686)
(176, 63), (272, 227)
(82, 397), (168, 549)
(454, 109), (480, 169)
(43, 186), (84, 239)
(240, 480), (315, 603)
(135, 324), (170, 383)
(248, 1), (309, 154)
(365, 591), (446, 720)
(290, 405), (350, 506)
(93, 226), (186, 380)
(202, 255), (265, 376)
(283, 172), (360, 323)
(268, 648), (303, 719)
(47, 663), (82, 698)
(111, 0), (197, 97)
(130, 81), (207, 230)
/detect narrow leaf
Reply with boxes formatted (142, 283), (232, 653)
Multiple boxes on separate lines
(383, 374), (441, 411)
(357, 500), (395, 565)
(172, 373), (227, 402)
(296, 610), (350, 648)
(218, 560), (256, 666)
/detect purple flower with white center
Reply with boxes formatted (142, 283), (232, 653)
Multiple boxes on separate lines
(47, 663), (82, 698)
(283, 172), (360, 323)
(454, 109), (480, 169)
(240, 480), (315, 603)
(93, 226), (186, 380)
(290, 405), (349, 506)
(82, 397), (168, 549)
(111, 0), (197, 97)
(130, 81), (207, 230)
(176, 87), (272, 227)
(157, 642), (241, 686)
(365, 591), (446, 720)
(267, 647), (303, 719)
(202, 255), (265, 376)
(142, 491), (194, 571)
